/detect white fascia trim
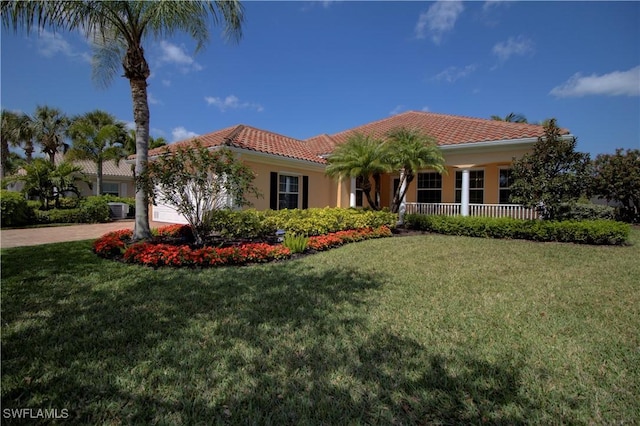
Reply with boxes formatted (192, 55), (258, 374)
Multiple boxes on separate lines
(439, 134), (575, 154)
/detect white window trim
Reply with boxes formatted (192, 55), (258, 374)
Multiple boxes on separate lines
(278, 173), (300, 209)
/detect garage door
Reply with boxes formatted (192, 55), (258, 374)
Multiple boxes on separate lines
(152, 203), (188, 224)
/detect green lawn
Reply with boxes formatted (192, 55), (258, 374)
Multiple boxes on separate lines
(2, 230), (639, 424)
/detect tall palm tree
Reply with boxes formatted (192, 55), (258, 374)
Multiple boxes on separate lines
(1, 110), (35, 177)
(67, 110), (128, 195)
(2, 1), (244, 240)
(385, 127), (446, 214)
(490, 112), (528, 123)
(31, 105), (70, 165)
(325, 133), (391, 210)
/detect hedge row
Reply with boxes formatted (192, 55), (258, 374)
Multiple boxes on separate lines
(1, 191), (113, 227)
(404, 214), (630, 245)
(206, 208), (397, 238)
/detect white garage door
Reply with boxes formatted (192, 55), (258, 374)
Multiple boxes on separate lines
(152, 204), (188, 224)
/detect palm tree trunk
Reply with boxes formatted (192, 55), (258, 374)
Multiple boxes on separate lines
(96, 160), (103, 196)
(130, 77), (152, 240)
(1, 137), (8, 179)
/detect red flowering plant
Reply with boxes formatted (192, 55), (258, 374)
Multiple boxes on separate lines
(93, 229), (133, 257)
(94, 224), (391, 267)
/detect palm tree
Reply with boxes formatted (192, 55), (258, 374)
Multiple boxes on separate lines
(385, 127), (446, 214)
(490, 112), (528, 123)
(67, 110), (128, 195)
(31, 105), (70, 165)
(1, 110), (35, 177)
(325, 133), (390, 210)
(2, 1), (244, 240)
(124, 130), (167, 156)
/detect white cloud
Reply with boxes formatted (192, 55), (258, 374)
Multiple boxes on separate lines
(421, 106), (430, 112)
(550, 66), (640, 98)
(483, 0), (508, 12)
(36, 29), (91, 63)
(162, 79), (171, 87)
(433, 64), (477, 83)
(148, 92), (162, 105)
(415, 1), (464, 44)
(205, 95), (264, 112)
(172, 126), (199, 142)
(492, 36), (535, 61)
(389, 105), (406, 116)
(159, 41), (202, 72)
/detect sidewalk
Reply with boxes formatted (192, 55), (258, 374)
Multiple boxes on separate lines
(0, 220), (169, 249)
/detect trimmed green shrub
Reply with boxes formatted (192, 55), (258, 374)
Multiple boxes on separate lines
(205, 208), (397, 239)
(206, 209), (270, 239)
(79, 196), (111, 223)
(1, 190), (33, 227)
(34, 208), (83, 224)
(554, 202), (616, 221)
(262, 208), (397, 236)
(405, 214), (629, 245)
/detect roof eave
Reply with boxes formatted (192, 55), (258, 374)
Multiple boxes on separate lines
(439, 134), (575, 153)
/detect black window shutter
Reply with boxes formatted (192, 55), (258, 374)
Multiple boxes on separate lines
(270, 172), (278, 210)
(302, 176), (309, 209)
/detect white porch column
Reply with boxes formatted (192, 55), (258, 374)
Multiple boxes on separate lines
(349, 177), (357, 208)
(398, 172), (407, 224)
(461, 168), (470, 216)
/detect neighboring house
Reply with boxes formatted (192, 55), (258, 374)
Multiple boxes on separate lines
(54, 153), (135, 198)
(141, 111), (574, 224)
(6, 154), (134, 198)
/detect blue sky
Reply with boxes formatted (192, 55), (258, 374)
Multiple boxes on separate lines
(2, 1), (639, 157)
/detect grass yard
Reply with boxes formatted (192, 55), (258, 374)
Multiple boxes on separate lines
(1, 230), (639, 424)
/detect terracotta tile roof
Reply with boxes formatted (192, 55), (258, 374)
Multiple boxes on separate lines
(305, 134), (339, 157)
(139, 111), (571, 164)
(146, 124), (326, 164)
(55, 153), (133, 177)
(309, 110), (570, 150)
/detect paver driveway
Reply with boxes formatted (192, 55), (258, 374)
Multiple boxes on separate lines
(0, 220), (169, 249)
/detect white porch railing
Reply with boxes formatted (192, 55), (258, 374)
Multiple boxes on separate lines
(405, 203), (538, 220)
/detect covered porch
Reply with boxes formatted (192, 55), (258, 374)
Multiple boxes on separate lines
(403, 202), (538, 220)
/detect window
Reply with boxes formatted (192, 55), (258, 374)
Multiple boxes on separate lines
(499, 169), (514, 204)
(455, 170), (484, 204)
(355, 176), (364, 207)
(417, 172), (442, 203)
(279, 175), (299, 209)
(102, 182), (119, 196)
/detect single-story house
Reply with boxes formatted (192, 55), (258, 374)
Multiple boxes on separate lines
(59, 155), (135, 198)
(6, 154), (135, 198)
(142, 111), (574, 224)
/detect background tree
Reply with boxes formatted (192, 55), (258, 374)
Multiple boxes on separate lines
(510, 119), (592, 219)
(592, 148), (640, 223)
(31, 105), (70, 164)
(325, 133), (390, 210)
(1, 109), (35, 172)
(124, 130), (167, 156)
(3, 158), (86, 210)
(385, 127), (446, 214)
(139, 141), (259, 246)
(2, 0), (245, 241)
(67, 110), (127, 196)
(490, 113), (528, 123)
